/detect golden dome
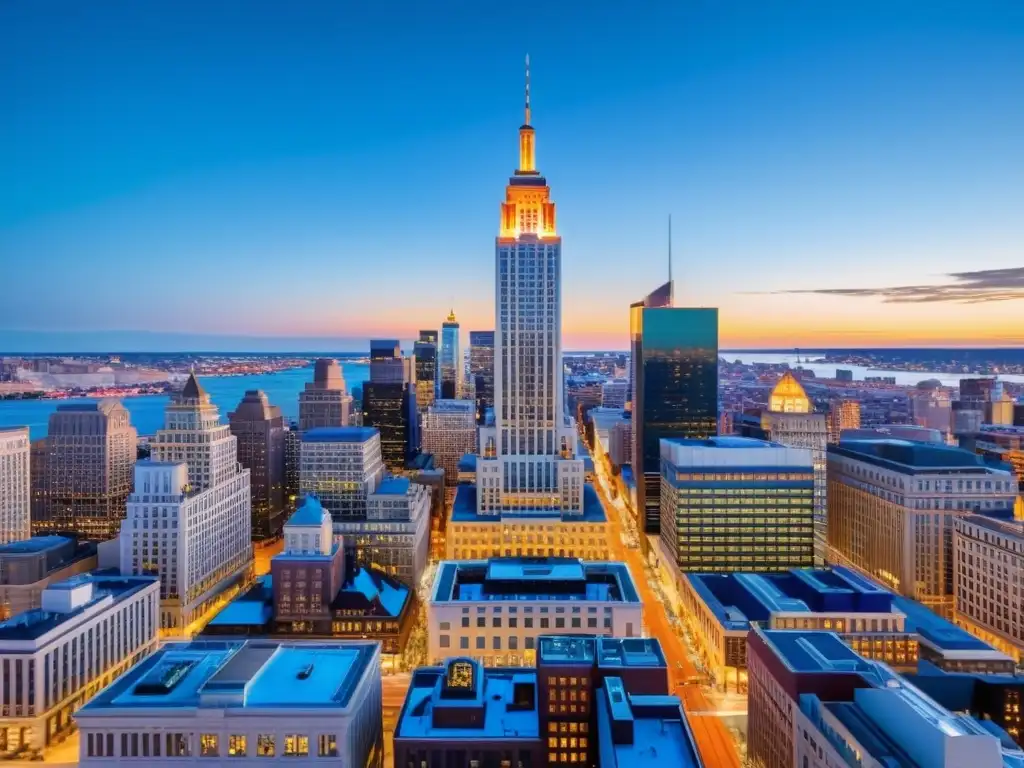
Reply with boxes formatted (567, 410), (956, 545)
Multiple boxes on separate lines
(446, 308), (457, 323)
(769, 371), (811, 414)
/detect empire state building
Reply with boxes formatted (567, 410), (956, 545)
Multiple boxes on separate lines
(475, 57), (585, 517)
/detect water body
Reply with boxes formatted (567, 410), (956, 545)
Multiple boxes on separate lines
(0, 363), (370, 440)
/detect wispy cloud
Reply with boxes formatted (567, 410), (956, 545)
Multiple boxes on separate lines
(757, 266), (1024, 304)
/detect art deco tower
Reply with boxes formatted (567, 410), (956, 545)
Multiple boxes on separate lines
(476, 57), (584, 516)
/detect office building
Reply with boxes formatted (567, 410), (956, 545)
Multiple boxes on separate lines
(120, 459), (252, 633)
(679, 566), (1012, 693)
(298, 358), (353, 433)
(396, 637), (703, 768)
(299, 427), (384, 522)
(427, 557), (642, 665)
(31, 401), (136, 540)
(911, 387), (953, 434)
(468, 330), (495, 423)
(739, 373), (829, 561)
(0, 427), (30, 545)
(608, 416), (633, 469)
(363, 340), (419, 472)
(747, 627), (1021, 768)
(827, 439), (1018, 617)
(631, 300), (719, 536)
(960, 426), (1024, 517)
(827, 398), (861, 443)
(659, 436), (815, 573)
(954, 514), (1024, 661)
(228, 390), (286, 541)
(76, 639), (383, 766)
(204, 500), (414, 658)
(421, 399), (477, 488)
(601, 379), (628, 410)
(0, 572), (159, 754)
(842, 424), (945, 443)
(0, 535), (97, 619)
(469, 65), (595, 565)
(414, 331), (438, 412)
(439, 310), (462, 399)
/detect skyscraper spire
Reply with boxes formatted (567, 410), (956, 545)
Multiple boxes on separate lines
(668, 214), (672, 286)
(525, 54), (531, 126)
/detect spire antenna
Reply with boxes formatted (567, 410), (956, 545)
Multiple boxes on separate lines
(668, 214), (672, 285)
(525, 54), (531, 125)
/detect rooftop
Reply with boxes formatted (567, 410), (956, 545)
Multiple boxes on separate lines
(285, 496), (329, 527)
(78, 640), (378, 713)
(0, 535), (75, 555)
(830, 439), (1013, 474)
(432, 558), (639, 604)
(665, 435), (783, 450)
(960, 514), (1024, 541)
(301, 426), (379, 444)
(376, 477), (411, 495)
(457, 453), (477, 473)
(451, 483), (607, 523)
(759, 629), (884, 676)
(596, 681), (703, 768)
(892, 596), (1009, 658)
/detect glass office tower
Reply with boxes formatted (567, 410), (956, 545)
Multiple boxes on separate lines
(469, 330), (495, 424)
(363, 340), (419, 472)
(414, 330), (438, 413)
(439, 311), (461, 400)
(631, 305), (718, 536)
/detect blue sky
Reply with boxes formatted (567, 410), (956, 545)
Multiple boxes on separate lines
(1, 0), (1022, 350)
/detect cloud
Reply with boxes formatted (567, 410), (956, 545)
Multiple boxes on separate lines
(759, 266), (1024, 304)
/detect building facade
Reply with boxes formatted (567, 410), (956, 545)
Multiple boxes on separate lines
(299, 427), (384, 522)
(0, 536), (97, 620)
(76, 639), (383, 766)
(0, 573), (159, 754)
(601, 379), (628, 410)
(439, 311), (461, 400)
(631, 302), (719, 536)
(413, 331), (438, 413)
(31, 401), (136, 540)
(468, 330), (495, 423)
(428, 558), (643, 666)
(363, 340), (419, 472)
(827, 439), (1018, 617)
(421, 399), (477, 488)
(298, 358), (353, 433)
(827, 398), (861, 443)
(0, 427), (30, 545)
(228, 390), (286, 541)
(659, 437), (815, 573)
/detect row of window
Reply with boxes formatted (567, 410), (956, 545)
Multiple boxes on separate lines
(86, 731), (338, 758)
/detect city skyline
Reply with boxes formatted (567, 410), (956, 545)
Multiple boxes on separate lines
(2, 1), (1023, 350)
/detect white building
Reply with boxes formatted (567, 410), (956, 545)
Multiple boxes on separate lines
(474, 60), (585, 521)
(0, 572), (159, 754)
(334, 477), (430, 588)
(299, 427), (384, 522)
(0, 427), (30, 544)
(76, 639), (382, 766)
(954, 514), (1024, 662)
(421, 399), (477, 488)
(601, 379), (628, 409)
(120, 460), (251, 633)
(428, 558), (642, 666)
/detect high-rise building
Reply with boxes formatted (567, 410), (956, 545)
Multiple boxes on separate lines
(468, 329), (495, 423)
(362, 339), (419, 472)
(299, 427), (384, 523)
(127, 374), (253, 632)
(910, 387), (953, 434)
(298, 358), (352, 433)
(31, 401), (136, 540)
(421, 399), (477, 487)
(659, 437), (815, 574)
(631, 301), (719, 536)
(439, 310), (462, 399)
(827, 439), (1017, 617)
(0, 427), (30, 544)
(826, 398), (861, 442)
(601, 379), (628, 409)
(959, 426), (1024, 517)
(0, 535), (97, 619)
(228, 390), (286, 542)
(413, 330), (438, 412)
(740, 373), (828, 562)
(283, 421), (300, 504)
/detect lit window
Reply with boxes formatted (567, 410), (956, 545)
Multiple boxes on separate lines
(256, 734), (274, 756)
(317, 734), (337, 757)
(228, 735), (246, 756)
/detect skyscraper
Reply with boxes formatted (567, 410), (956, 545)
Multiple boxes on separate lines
(32, 400), (137, 540)
(827, 398), (861, 443)
(228, 389), (286, 541)
(468, 330), (495, 424)
(362, 340), (419, 472)
(421, 399), (477, 487)
(439, 310), (461, 399)
(414, 330), (439, 412)
(298, 358), (353, 433)
(0, 427), (30, 544)
(630, 300), (719, 537)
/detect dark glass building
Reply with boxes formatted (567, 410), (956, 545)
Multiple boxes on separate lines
(469, 330), (495, 424)
(630, 299), (718, 536)
(363, 340), (420, 472)
(413, 331), (438, 413)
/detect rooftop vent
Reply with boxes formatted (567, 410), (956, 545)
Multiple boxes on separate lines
(296, 663), (314, 680)
(134, 659), (197, 696)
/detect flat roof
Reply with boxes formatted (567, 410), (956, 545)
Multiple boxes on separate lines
(376, 477), (411, 495)
(450, 484), (607, 524)
(0, 535), (74, 555)
(537, 636), (595, 664)
(596, 682), (702, 768)
(597, 637), (667, 669)
(301, 427), (378, 443)
(665, 436), (782, 449)
(891, 596), (1007, 657)
(433, 559), (640, 604)
(78, 640), (378, 713)
(830, 439), (1011, 474)
(960, 514), (1024, 541)
(759, 629), (880, 675)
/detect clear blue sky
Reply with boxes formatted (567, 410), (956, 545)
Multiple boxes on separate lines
(2, 0), (1023, 350)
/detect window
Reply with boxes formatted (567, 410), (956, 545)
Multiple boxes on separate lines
(439, 635), (450, 648)
(228, 735), (247, 757)
(493, 636), (502, 650)
(200, 734), (218, 756)
(257, 734), (275, 756)
(318, 734), (338, 757)
(476, 636), (485, 649)
(284, 735), (309, 756)
(460, 637), (469, 649)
